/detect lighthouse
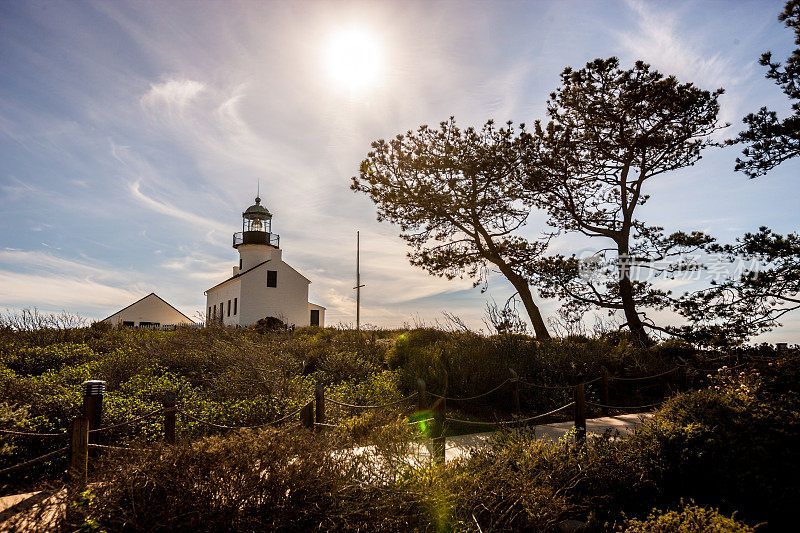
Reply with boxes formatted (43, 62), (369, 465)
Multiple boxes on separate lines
(204, 195), (325, 328)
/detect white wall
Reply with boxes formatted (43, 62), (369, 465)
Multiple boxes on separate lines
(238, 244), (281, 271)
(239, 260), (310, 327)
(308, 303), (325, 327)
(104, 294), (193, 326)
(206, 244), (315, 328)
(205, 280), (242, 326)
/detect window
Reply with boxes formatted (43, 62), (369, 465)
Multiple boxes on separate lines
(122, 321), (134, 328)
(208, 307), (211, 320)
(239, 258), (242, 269)
(212, 305), (216, 319)
(267, 270), (277, 287)
(310, 309), (320, 327)
(219, 303), (224, 319)
(233, 298), (237, 315)
(227, 300), (231, 317)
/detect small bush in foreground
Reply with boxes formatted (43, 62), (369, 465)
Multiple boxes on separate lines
(624, 502), (756, 532)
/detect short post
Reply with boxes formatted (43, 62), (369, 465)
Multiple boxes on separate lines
(300, 400), (314, 429)
(417, 378), (427, 411)
(69, 415), (89, 487)
(315, 384), (325, 430)
(432, 397), (446, 463)
(509, 369), (521, 415)
(82, 380), (106, 443)
(163, 391), (176, 445)
(573, 383), (586, 445)
(600, 368), (610, 417)
(678, 364), (688, 390)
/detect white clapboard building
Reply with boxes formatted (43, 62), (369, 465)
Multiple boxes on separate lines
(102, 293), (195, 328)
(204, 196), (325, 328)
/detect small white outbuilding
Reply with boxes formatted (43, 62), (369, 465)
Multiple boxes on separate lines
(102, 293), (195, 328)
(204, 195), (325, 328)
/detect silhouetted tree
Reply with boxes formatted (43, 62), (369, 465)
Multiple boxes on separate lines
(733, 0), (800, 178)
(352, 118), (551, 339)
(526, 58), (725, 345)
(674, 227), (800, 345)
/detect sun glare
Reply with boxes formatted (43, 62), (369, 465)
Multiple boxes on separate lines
(325, 28), (382, 92)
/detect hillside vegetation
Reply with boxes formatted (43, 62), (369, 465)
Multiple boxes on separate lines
(1, 322), (797, 531)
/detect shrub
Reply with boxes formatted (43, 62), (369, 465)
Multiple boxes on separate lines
(69, 427), (423, 532)
(624, 502), (755, 532)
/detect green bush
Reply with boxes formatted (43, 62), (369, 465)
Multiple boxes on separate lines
(0, 342), (96, 375)
(624, 502), (755, 532)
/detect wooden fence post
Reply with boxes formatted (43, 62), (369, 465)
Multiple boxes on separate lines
(315, 384), (325, 430)
(600, 368), (610, 417)
(573, 383), (586, 445)
(678, 364), (688, 390)
(432, 397), (446, 464)
(82, 380), (105, 444)
(163, 391), (176, 445)
(509, 368), (521, 415)
(69, 415), (89, 487)
(417, 378), (427, 411)
(300, 400), (314, 429)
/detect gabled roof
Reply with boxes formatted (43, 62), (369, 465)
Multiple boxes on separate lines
(102, 293), (195, 323)
(309, 302), (326, 309)
(204, 260), (270, 294)
(282, 260), (311, 283)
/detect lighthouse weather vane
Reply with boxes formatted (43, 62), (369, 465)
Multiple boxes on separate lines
(354, 231), (365, 331)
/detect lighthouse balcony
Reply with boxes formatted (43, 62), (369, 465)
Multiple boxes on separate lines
(233, 231), (280, 248)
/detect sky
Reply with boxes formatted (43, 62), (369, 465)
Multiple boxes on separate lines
(0, 0), (798, 341)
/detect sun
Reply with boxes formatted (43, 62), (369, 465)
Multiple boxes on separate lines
(325, 28), (382, 92)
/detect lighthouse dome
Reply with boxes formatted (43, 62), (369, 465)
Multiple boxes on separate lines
(243, 196), (271, 218)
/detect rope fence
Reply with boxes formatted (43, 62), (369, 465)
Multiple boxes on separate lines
(90, 407), (165, 434)
(586, 400), (666, 411)
(610, 367), (679, 381)
(445, 401), (576, 428)
(0, 428), (68, 437)
(428, 380), (510, 402)
(0, 351), (780, 477)
(178, 405), (305, 430)
(88, 443), (152, 452)
(0, 447), (68, 476)
(326, 392), (418, 410)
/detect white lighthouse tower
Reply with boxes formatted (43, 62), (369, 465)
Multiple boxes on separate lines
(204, 195), (325, 328)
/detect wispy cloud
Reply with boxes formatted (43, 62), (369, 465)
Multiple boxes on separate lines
(141, 79), (206, 113)
(0, 271), (140, 314)
(128, 180), (228, 234)
(617, 0), (755, 128)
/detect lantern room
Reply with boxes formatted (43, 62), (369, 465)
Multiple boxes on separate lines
(233, 196), (280, 248)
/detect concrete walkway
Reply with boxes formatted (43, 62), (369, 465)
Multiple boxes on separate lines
(438, 412), (652, 461)
(0, 489), (63, 532)
(347, 412), (653, 465)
